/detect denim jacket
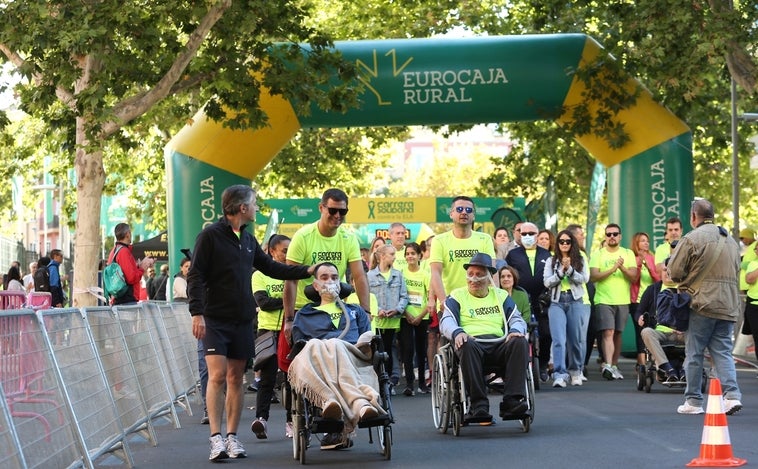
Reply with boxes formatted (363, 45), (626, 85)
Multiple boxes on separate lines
(543, 257), (589, 303)
(367, 267), (409, 329)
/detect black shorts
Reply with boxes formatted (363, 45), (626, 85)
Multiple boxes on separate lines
(202, 316), (254, 361)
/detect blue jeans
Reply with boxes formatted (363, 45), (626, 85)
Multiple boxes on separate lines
(684, 313), (741, 406)
(548, 297), (590, 380)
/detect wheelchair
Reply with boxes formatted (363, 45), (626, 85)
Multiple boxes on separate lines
(289, 334), (393, 464)
(431, 336), (535, 436)
(636, 343), (707, 394)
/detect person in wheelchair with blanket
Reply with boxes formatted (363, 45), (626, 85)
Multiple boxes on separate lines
(439, 253), (530, 422)
(289, 262), (386, 450)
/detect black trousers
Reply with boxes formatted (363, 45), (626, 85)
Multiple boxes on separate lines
(400, 318), (430, 388)
(255, 329), (279, 421)
(743, 299), (758, 362)
(456, 336), (528, 410)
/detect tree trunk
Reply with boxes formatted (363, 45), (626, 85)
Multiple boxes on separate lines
(72, 116), (105, 307)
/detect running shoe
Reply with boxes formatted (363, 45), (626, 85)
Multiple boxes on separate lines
(724, 398), (742, 415)
(208, 434), (228, 461)
(677, 402), (704, 414)
(601, 364), (615, 380)
(251, 417), (267, 439)
(225, 434), (246, 458)
(611, 366), (624, 380)
(285, 421), (294, 438)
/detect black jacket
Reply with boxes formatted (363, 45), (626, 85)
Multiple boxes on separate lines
(187, 217), (310, 322)
(505, 245), (551, 304)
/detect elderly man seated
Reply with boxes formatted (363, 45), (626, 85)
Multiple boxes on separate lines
(440, 252), (529, 422)
(635, 260), (687, 383)
(288, 262), (385, 450)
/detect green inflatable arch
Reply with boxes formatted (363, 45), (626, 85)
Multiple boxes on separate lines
(165, 33), (692, 275)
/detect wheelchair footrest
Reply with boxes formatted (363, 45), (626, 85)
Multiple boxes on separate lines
(311, 418), (344, 434)
(357, 415), (391, 429)
(501, 409), (532, 421)
(464, 415), (494, 425)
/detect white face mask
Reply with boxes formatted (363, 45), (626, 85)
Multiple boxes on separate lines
(521, 234), (536, 248)
(320, 280), (340, 297)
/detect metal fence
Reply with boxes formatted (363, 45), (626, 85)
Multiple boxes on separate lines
(0, 301), (199, 468)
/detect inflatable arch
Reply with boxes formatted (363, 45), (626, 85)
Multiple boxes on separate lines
(165, 33), (692, 275)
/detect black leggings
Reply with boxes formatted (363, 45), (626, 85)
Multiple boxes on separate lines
(378, 328), (396, 385)
(743, 299), (758, 362)
(400, 318), (430, 388)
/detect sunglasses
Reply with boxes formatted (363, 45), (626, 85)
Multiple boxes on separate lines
(605, 232), (620, 237)
(454, 206), (474, 214)
(558, 239), (572, 245)
(326, 207), (348, 216)
(520, 231), (537, 236)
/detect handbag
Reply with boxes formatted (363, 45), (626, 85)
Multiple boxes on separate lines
(253, 330), (277, 371)
(656, 234), (726, 331)
(277, 327), (293, 372)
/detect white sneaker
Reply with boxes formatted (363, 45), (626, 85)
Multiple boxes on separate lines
(552, 377), (567, 388)
(569, 372), (583, 386)
(225, 434), (247, 458)
(601, 364), (615, 380)
(611, 366), (624, 380)
(251, 417), (267, 439)
(208, 434), (228, 461)
(677, 402), (705, 414)
(723, 398), (742, 415)
(285, 421), (294, 438)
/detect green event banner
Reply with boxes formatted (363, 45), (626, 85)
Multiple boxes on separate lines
(255, 197), (513, 225)
(298, 34), (585, 127)
(166, 151), (251, 294)
(607, 133), (694, 250)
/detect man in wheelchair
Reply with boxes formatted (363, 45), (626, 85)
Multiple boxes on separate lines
(635, 262), (686, 383)
(439, 253), (530, 422)
(288, 262), (386, 449)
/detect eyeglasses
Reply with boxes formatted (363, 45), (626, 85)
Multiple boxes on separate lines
(605, 232), (620, 237)
(454, 206), (474, 214)
(520, 231), (537, 236)
(558, 239), (572, 245)
(326, 207), (349, 216)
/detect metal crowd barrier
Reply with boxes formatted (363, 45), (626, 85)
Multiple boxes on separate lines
(112, 304), (182, 430)
(1, 301), (200, 468)
(142, 302), (196, 415)
(82, 307), (158, 447)
(0, 309), (85, 468)
(38, 308), (134, 467)
(0, 381), (28, 469)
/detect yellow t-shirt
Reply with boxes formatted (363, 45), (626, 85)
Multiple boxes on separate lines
(741, 241), (758, 291)
(287, 222), (361, 309)
(393, 245), (408, 271)
(589, 247), (636, 305)
(430, 230), (496, 293)
(403, 266), (430, 319)
(450, 287), (507, 337)
(346, 291), (378, 329)
(745, 259), (758, 301)
(252, 270), (284, 331)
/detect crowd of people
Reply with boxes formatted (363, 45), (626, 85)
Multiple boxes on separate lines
(12, 185), (746, 463)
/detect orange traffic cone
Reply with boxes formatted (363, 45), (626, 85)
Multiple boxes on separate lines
(687, 378), (746, 467)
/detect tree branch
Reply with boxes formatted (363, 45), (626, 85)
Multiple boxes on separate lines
(0, 42), (77, 111)
(103, 0), (233, 136)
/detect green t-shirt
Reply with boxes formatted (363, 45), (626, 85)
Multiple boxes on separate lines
(741, 241), (758, 291)
(403, 266), (430, 319)
(450, 286), (507, 337)
(347, 291), (378, 329)
(430, 230), (496, 293)
(287, 222), (361, 309)
(251, 270), (284, 331)
(654, 242), (672, 266)
(589, 247), (636, 305)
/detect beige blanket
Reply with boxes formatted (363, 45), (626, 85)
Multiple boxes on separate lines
(288, 335), (385, 433)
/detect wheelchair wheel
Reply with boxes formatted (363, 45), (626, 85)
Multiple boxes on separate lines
(530, 351), (540, 391)
(377, 425), (391, 460)
(636, 365), (645, 391)
(525, 363), (536, 423)
(431, 353), (450, 433)
(452, 404), (462, 437)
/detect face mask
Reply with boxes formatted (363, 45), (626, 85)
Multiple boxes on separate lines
(321, 280), (340, 297)
(521, 234), (536, 248)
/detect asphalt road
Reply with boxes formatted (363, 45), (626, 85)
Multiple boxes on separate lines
(120, 356), (758, 468)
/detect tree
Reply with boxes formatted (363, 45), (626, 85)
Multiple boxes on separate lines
(0, 0), (360, 306)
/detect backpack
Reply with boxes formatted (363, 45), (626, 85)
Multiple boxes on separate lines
(103, 246), (129, 301)
(33, 267), (51, 292)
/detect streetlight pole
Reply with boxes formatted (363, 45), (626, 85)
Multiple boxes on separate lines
(32, 183), (56, 255)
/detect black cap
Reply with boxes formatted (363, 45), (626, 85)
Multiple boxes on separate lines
(463, 252), (496, 274)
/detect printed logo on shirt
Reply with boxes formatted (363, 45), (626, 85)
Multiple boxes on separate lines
(448, 248), (480, 262)
(267, 284), (284, 294)
(311, 251), (344, 263)
(469, 305), (500, 317)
